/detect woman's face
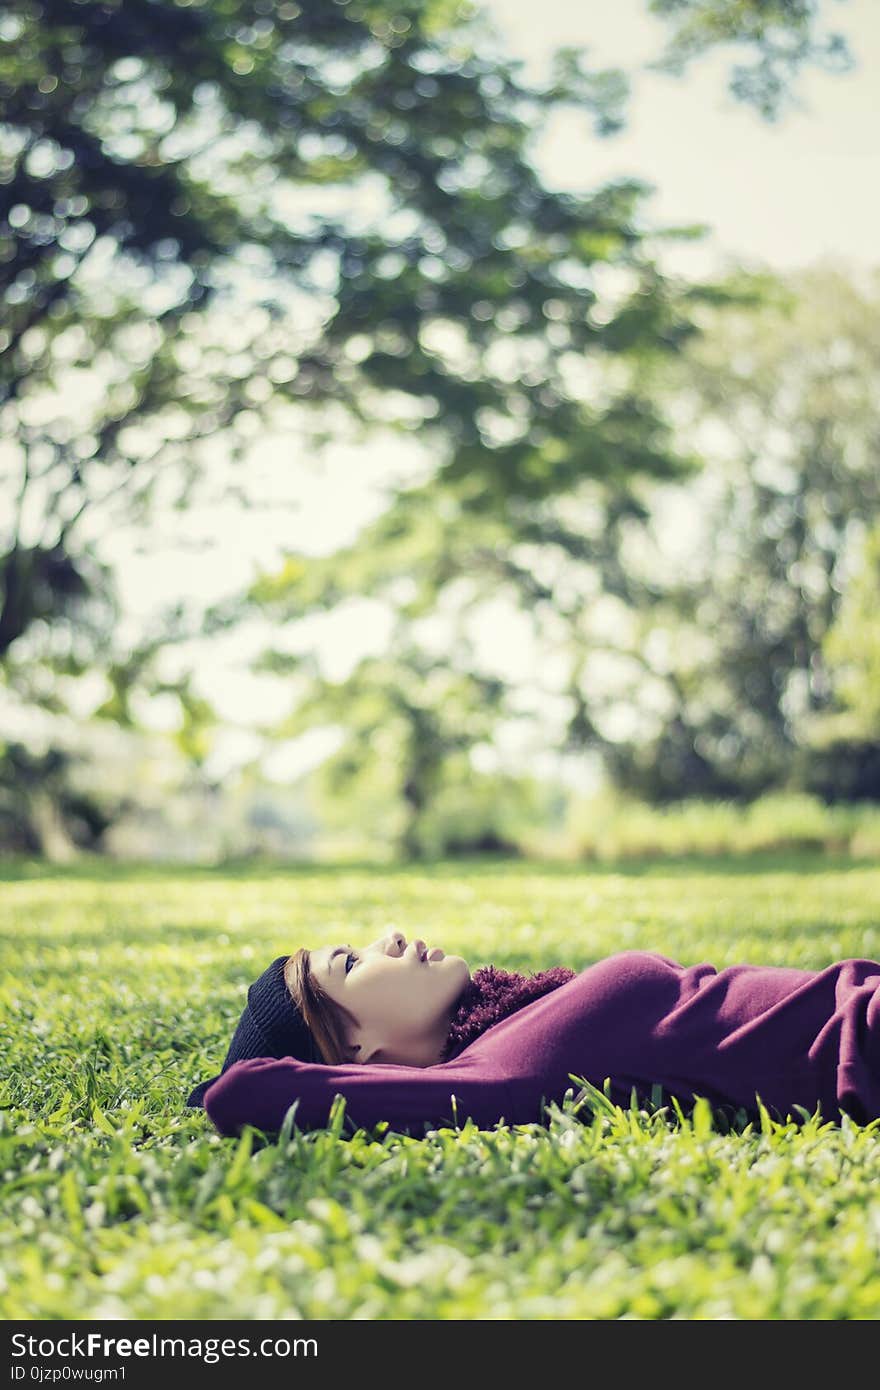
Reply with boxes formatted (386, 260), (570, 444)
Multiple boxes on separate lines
(309, 930), (470, 1068)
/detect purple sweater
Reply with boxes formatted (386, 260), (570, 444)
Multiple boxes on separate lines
(202, 951), (880, 1136)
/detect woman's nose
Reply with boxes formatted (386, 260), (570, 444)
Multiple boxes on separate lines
(378, 930), (405, 956)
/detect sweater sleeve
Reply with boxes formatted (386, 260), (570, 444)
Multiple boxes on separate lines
(203, 1048), (518, 1137)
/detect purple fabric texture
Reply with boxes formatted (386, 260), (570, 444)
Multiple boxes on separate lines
(201, 951), (880, 1137)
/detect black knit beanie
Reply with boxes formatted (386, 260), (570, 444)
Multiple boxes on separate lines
(186, 955), (320, 1108)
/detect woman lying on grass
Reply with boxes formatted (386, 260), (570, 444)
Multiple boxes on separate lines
(187, 931), (880, 1136)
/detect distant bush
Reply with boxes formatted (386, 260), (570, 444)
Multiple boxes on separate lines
(797, 738), (880, 803)
(560, 790), (880, 861)
(413, 768), (564, 860)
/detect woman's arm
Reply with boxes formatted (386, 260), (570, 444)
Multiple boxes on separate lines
(203, 1051), (521, 1137)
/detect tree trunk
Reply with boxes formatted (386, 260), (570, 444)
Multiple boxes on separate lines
(399, 775), (426, 861)
(29, 789), (78, 863)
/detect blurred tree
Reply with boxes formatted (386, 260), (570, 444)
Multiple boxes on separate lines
(1, 0), (712, 853)
(821, 519), (880, 735)
(244, 264), (880, 820)
(0, 740), (116, 857)
(0, 588), (215, 854)
(0, 0), (687, 666)
(799, 517), (880, 800)
(264, 636), (510, 859)
(240, 253), (764, 847)
(586, 265), (880, 801)
(648, 0), (854, 118)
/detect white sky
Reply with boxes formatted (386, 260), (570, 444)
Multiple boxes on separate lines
(26, 0), (880, 788)
(485, 0), (880, 273)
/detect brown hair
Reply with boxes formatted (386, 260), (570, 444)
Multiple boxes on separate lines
(284, 948), (358, 1065)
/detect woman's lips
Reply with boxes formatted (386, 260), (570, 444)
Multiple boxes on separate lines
(402, 938), (445, 963)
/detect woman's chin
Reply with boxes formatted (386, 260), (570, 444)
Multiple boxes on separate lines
(448, 954), (471, 983)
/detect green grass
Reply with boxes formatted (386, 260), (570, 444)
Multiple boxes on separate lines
(2, 854), (880, 1319)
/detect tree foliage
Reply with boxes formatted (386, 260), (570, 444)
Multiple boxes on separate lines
(0, 0), (708, 851)
(649, 0), (854, 118)
(594, 265), (880, 800)
(265, 639), (510, 858)
(249, 264), (880, 821)
(821, 521), (880, 737)
(0, 0), (664, 665)
(0, 740), (115, 856)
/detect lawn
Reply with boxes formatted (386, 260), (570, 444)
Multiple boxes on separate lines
(2, 854), (880, 1319)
